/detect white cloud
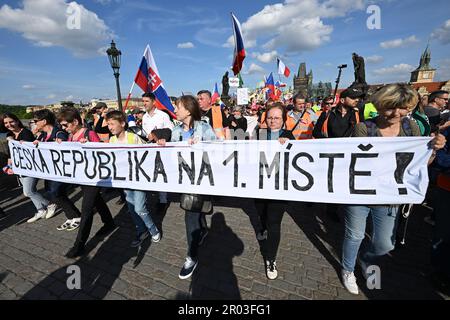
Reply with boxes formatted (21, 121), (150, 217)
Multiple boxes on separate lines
(22, 84), (35, 89)
(224, 0), (364, 53)
(431, 19), (450, 45)
(372, 64), (415, 76)
(251, 51), (277, 64)
(177, 42), (195, 49)
(47, 94), (56, 99)
(366, 55), (384, 64)
(0, 0), (114, 57)
(244, 63), (266, 75)
(65, 95), (74, 100)
(380, 35), (419, 49)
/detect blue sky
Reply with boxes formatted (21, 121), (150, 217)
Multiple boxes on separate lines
(0, 0), (449, 105)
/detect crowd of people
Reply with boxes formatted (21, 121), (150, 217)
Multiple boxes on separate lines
(0, 84), (449, 295)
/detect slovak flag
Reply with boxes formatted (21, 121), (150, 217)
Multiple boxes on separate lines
(277, 58), (290, 78)
(231, 13), (246, 76)
(134, 44), (175, 118)
(211, 83), (220, 104)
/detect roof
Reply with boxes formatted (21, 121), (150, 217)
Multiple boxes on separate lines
(411, 81), (447, 93)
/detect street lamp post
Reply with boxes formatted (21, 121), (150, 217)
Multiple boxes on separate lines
(106, 40), (123, 111)
(334, 64), (347, 103)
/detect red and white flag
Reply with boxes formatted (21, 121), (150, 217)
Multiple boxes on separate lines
(277, 58), (290, 78)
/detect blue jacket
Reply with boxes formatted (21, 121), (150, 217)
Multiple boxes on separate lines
(171, 121), (216, 142)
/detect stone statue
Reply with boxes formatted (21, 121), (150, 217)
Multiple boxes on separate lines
(221, 71), (230, 98)
(352, 53), (367, 85)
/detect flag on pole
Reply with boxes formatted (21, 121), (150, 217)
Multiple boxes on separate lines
(211, 83), (220, 104)
(231, 13), (246, 76)
(133, 44), (175, 118)
(277, 58), (290, 77)
(265, 72), (276, 100)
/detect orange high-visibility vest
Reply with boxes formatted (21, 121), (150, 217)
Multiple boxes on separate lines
(93, 114), (110, 143)
(321, 108), (360, 138)
(285, 112), (316, 140)
(211, 106), (225, 139)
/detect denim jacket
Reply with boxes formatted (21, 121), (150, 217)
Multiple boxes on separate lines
(171, 121), (217, 142)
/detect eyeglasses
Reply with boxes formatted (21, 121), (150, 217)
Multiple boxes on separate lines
(323, 102), (333, 105)
(267, 117), (282, 121)
(33, 119), (43, 123)
(438, 97), (449, 101)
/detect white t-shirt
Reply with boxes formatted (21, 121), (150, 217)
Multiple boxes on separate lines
(245, 115), (258, 139)
(142, 108), (174, 135)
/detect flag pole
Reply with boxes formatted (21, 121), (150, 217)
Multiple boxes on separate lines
(123, 82), (135, 112)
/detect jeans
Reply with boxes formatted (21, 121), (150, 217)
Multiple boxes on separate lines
(255, 199), (286, 261)
(124, 189), (158, 236)
(20, 176), (49, 211)
(341, 205), (399, 272)
(159, 192), (168, 203)
(74, 185), (114, 248)
(44, 180), (80, 219)
(185, 210), (207, 260)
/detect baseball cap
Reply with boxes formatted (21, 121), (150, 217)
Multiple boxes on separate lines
(340, 88), (364, 99)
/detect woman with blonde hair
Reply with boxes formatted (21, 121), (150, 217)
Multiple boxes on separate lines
(340, 83), (446, 295)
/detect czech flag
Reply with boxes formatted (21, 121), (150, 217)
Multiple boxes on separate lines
(231, 13), (246, 76)
(277, 58), (290, 78)
(265, 72), (276, 100)
(134, 44), (175, 118)
(211, 83), (220, 104)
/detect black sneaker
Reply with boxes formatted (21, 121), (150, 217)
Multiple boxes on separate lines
(65, 245), (85, 258)
(95, 223), (116, 238)
(179, 257), (198, 280)
(131, 231), (149, 247)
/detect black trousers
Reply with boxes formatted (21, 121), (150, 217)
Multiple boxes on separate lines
(73, 185), (113, 248)
(185, 211), (207, 260)
(255, 199), (286, 261)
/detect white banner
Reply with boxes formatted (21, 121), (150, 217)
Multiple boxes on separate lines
(237, 88), (249, 105)
(8, 138), (432, 204)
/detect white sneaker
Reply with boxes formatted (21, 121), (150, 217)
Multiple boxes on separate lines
(27, 209), (46, 223)
(45, 203), (58, 219)
(151, 231), (161, 243)
(266, 260), (278, 280)
(341, 270), (359, 295)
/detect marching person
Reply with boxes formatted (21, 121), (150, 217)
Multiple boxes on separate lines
(3, 112), (57, 223)
(158, 95), (216, 280)
(141, 92), (174, 212)
(106, 110), (161, 247)
(57, 108), (115, 258)
(255, 102), (295, 280)
(339, 84), (446, 295)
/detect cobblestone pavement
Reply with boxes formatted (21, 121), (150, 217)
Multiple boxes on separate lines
(0, 175), (448, 300)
